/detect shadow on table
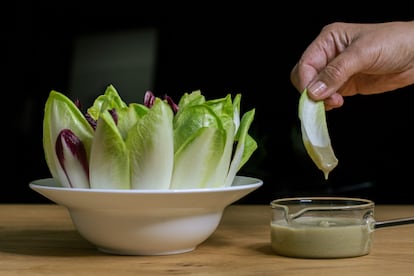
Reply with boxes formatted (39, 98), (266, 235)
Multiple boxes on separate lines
(0, 229), (103, 257)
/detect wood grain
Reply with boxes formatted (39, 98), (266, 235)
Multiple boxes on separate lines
(1, 204), (413, 275)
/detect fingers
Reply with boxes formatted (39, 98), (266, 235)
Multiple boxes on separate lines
(291, 23), (353, 98)
(290, 55), (348, 111)
(292, 21), (414, 112)
(308, 45), (365, 99)
(290, 62), (318, 93)
(291, 22), (367, 103)
(324, 93), (344, 111)
(290, 57), (321, 93)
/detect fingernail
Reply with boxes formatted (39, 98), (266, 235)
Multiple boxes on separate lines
(308, 81), (327, 97)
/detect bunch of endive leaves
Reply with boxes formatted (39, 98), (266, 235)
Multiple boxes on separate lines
(43, 85), (257, 190)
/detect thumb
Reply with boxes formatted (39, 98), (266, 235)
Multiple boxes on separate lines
(307, 50), (362, 100)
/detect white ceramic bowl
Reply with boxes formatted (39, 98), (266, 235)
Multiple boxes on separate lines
(29, 176), (262, 255)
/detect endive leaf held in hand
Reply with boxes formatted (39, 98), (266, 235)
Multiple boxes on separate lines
(298, 89), (338, 179)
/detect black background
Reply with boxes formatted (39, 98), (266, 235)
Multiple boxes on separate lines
(4, 2), (414, 204)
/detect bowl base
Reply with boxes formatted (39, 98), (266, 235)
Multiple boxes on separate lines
(97, 246), (196, 256)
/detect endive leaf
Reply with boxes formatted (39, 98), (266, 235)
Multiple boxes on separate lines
(175, 90), (205, 111)
(298, 89), (338, 179)
(231, 93), (241, 132)
(204, 95), (236, 188)
(225, 108), (257, 187)
(43, 90), (94, 187)
(87, 84), (127, 121)
(204, 94), (234, 117)
(89, 110), (130, 189)
(127, 98), (174, 189)
(172, 105), (227, 188)
(116, 103), (149, 140)
(55, 129), (90, 188)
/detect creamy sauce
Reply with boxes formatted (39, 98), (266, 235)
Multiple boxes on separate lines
(303, 141), (338, 180)
(270, 217), (373, 258)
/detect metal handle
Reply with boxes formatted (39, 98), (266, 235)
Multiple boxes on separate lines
(374, 217), (414, 229)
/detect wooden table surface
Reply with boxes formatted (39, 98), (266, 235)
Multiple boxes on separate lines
(1, 204), (413, 275)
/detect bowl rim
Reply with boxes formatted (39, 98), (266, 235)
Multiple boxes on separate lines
(29, 175), (263, 195)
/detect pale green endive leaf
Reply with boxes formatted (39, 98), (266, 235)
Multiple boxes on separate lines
(126, 98), (174, 189)
(171, 104), (227, 188)
(87, 85), (127, 121)
(89, 110), (130, 189)
(225, 108), (257, 186)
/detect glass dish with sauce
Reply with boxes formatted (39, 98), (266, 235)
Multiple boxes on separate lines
(270, 197), (376, 259)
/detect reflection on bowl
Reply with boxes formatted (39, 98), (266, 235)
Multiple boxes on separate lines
(29, 176), (262, 255)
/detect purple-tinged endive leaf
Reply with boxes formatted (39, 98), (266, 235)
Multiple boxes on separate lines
(43, 90), (94, 187)
(55, 129), (90, 188)
(144, 90), (156, 107)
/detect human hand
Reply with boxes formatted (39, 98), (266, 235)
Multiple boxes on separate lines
(291, 21), (414, 110)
